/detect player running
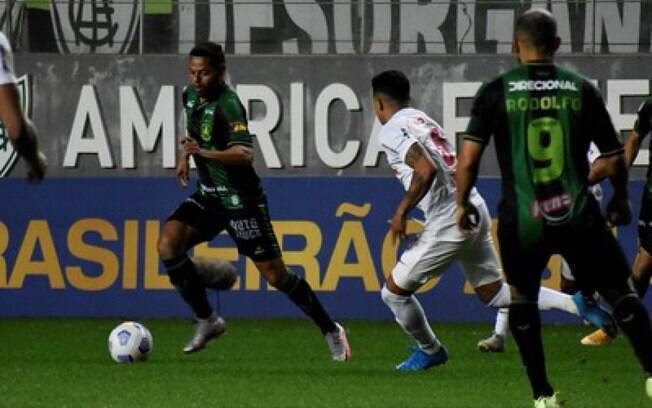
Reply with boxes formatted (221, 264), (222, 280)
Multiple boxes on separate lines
(158, 42), (350, 361)
(0, 31), (46, 181)
(581, 97), (652, 347)
(479, 145), (613, 352)
(371, 70), (611, 372)
(456, 9), (652, 407)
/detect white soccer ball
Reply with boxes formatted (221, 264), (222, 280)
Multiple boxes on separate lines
(108, 321), (153, 363)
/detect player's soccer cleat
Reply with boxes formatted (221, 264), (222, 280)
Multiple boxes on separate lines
(580, 328), (613, 346)
(183, 315), (226, 353)
(533, 393), (562, 408)
(324, 322), (351, 362)
(646, 377), (652, 399)
(477, 333), (505, 352)
(396, 345), (449, 372)
(572, 292), (617, 338)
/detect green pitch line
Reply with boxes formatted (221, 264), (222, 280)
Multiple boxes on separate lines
(0, 319), (648, 408)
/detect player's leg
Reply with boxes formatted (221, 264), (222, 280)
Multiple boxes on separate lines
(498, 221), (555, 401)
(381, 233), (454, 371)
(564, 225), (652, 397)
(159, 194), (227, 353)
(230, 201), (349, 361)
(633, 196), (652, 298)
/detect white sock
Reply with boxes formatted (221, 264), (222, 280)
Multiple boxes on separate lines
(381, 285), (441, 354)
(538, 286), (578, 315)
(487, 283), (511, 308)
(494, 308), (509, 337)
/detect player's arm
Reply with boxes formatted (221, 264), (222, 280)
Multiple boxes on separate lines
(389, 142), (437, 243)
(585, 83), (631, 225)
(455, 140), (484, 232)
(0, 83), (45, 182)
(182, 137), (253, 166)
(624, 129), (643, 169)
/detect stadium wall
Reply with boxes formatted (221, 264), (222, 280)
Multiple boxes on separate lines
(1, 53), (651, 321)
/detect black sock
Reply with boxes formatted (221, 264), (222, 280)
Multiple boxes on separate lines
(613, 295), (652, 375)
(163, 255), (213, 319)
(280, 273), (336, 334)
(509, 303), (554, 399)
(632, 276), (649, 298)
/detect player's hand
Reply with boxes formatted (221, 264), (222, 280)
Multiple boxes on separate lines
(457, 202), (480, 234)
(606, 195), (632, 227)
(176, 155), (190, 188)
(26, 151), (46, 183)
(181, 137), (201, 155)
(389, 212), (407, 244)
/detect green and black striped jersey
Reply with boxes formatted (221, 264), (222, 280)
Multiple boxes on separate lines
(465, 63), (622, 247)
(633, 97), (652, 200)
(183, 84), (263, 210)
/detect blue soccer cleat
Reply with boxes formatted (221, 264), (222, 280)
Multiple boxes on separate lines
(572, 292), (617, 338)
(396, 345), (449, 372)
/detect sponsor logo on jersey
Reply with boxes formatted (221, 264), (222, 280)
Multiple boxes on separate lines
(530, 193), (572, 223)
(50, 0), (140, 54)
(0, 75), (30, 177)
(508, 80), (578, 92)
(231, 122), (248, 133)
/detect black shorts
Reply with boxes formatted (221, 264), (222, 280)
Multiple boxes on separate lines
(638, 195), (652, 254)
(168, 191), (281, 262)
(498, 217), (631, 297)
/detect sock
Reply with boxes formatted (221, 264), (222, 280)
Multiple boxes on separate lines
(280, 273), (336, 335)
(163, 255), (213, 319)
(381, 285), (441, 354)
(509, 302), (554, 399)
(487, 283), (511, 308)
(633, 276), (650, 298)
(538, 287), (578, 315)
(494, 308), (510, 337)
(613, 294), (652, 375)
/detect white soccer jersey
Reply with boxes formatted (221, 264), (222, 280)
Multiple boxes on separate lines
(0, 32), (16, 85)
(379, 108), (462, 219)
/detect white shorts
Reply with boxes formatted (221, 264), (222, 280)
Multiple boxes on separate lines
(392, 195), (503, 292)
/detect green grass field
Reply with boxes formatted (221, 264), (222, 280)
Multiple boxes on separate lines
(0, 319), (648, 407)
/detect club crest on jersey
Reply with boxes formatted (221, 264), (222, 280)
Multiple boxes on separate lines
(50, 0), (140, 53)
(0, 75), (30, 177)
(201, 121), (212, 142)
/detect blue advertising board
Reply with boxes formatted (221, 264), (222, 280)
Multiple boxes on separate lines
(0, 177), (648, 323)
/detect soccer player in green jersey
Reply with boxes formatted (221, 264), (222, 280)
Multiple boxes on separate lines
(582, 96), (652, 346)
(455, 9), (652, 407)
(157, 42), (351, 361)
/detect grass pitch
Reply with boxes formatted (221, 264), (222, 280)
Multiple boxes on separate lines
(0, 319), (648, 408)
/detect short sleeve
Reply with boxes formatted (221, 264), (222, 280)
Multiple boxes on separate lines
(221, 93), (252, 147)
(379, 122), (418, 163)
(584, 82), (623, 157)
(633, 99), (652, 139)
(0, 33), (16, 85)
(465, 82), (494, 145)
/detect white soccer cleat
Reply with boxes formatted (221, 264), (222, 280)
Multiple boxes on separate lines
(533, 393), (562, 408)
(646, 377), (652, 399)
(477, 333), (505, 353)
(183, 315), (226, 353)
(324, 322), (351, 362)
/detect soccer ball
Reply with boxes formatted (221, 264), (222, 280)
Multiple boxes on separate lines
(108, 321), (153, 363)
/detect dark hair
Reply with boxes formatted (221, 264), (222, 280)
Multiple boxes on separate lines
(515, 9), (558, 55)
(189, 42), (226, 70)
(372, 70), (410, 104)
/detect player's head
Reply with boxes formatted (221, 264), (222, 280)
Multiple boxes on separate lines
(371, 70), (411, 124)
(513, 9), (560, 62)
(188, 42), (226, 98)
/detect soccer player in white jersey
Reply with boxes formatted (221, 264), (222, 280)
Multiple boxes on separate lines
(0, 32), (45, 181)
(372, 70), (613, 371)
